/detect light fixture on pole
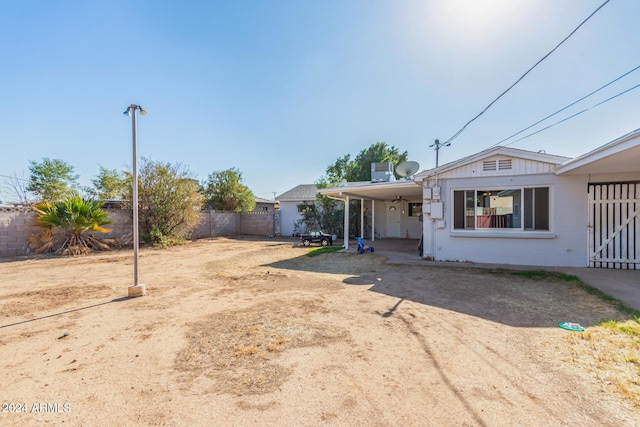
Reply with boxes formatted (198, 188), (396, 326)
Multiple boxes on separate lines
(124, 104), (147, 297)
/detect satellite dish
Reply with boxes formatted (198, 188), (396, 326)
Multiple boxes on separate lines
(395, 161), (420, 178)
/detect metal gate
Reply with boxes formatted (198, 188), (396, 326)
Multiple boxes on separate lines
(588, 182), (640, 269)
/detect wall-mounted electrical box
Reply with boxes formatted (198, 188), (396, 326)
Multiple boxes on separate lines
(436, 220), (446, 229)
(423, 187), (432, 200)
(432, 186), (441, 200)
(422, 203), (431, 214)
(430, 201), (443, 219)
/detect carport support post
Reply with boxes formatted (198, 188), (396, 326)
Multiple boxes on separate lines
(371, 200), (375, 241)
(360, 198), (364, 239)
(344, 196), (349, 249)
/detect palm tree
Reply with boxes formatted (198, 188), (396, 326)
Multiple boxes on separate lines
(31, 193), (113, 255)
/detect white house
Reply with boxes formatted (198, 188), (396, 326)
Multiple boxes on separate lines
(320, 128), (640, 269)
(276, 184), (319, 236)
(253, 197), (278, 213)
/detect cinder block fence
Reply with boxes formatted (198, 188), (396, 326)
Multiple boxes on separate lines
(0, 207), (276, 258)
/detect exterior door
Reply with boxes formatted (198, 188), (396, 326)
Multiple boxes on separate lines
(386, 202), (401, 238)
(588, 182), (640, 269)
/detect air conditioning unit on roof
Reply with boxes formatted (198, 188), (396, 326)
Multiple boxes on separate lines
(371, 162), (395, 183)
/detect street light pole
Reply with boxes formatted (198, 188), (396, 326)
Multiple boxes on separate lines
(124, 104), (147, 297)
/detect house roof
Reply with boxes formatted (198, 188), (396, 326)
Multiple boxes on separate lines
(319, 129), (640, 202)
(276, 184), (318, 201)
(254, 197), (277, 205)
(413, 146), (570, 180)
(555, 128), (640, 175)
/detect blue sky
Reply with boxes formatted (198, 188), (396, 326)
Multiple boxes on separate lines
(1, 0), (639, 201)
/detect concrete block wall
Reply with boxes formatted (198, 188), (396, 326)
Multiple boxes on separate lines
(102, 209), (133, 244)
(0, 208), (37, 257)
(0, 208), (276, 258)
(192, 211), (239, 239)
(240, 211), (275, 236)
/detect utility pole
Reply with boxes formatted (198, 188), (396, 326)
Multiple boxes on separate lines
(429, 139), (450, 168)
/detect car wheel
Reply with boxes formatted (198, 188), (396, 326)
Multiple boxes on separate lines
(303, 239), (311, 247)
(321, 239), (329, 246)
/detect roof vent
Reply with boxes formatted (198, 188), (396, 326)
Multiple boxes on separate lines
(498, 159), (512, 170)
(482, 159), (512, 172)
(482, 160), (497, 171)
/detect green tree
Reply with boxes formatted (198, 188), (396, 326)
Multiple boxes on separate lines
(134, 158), (204, 247)
(294, 180), (344, 237)
(325, 142), (408, 184)
(89, 165), (129, 200)
(27, 158), (79, 202)
(31, 193), (112, 256)
(323, 142), (409, 237)
(203, 168), (256, 213)
(325, 154), (354, 184)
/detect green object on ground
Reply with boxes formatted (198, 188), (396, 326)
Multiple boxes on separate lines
(559, 322), (585, 331)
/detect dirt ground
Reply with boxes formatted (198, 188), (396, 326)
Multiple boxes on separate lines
(0, 236), (638, 426)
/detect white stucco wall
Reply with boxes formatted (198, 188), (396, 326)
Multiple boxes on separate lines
(370, 200), (421, 239)
(421, 173), (589, 267)
(279, 202), (302, 236)
(373, 202), (386, 238)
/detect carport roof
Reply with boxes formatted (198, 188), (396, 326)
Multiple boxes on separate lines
(555, 128), (640, 175)
(318, 180), (422, 202)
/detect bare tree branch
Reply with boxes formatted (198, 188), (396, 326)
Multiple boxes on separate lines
(1, 172), (33, 205)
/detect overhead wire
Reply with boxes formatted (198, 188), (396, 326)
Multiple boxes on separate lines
(501, 82), (640, 147)
(487, 64), (640, 149)
(0, 174), (29, 182)
(441, 0), (611, 147)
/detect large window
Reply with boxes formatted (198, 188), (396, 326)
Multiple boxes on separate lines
(453, 187), (549, 231)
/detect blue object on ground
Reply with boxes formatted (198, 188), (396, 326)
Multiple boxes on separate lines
(357, 237), (375, 254)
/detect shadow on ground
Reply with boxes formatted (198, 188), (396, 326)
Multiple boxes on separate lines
(265, 252), (628, 329)
(0, 296), (132, 329)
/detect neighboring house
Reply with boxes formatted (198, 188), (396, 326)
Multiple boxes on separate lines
(320, 128), (640, 269)
(275, 184), (318, 236)
(254, 197), (278, 212)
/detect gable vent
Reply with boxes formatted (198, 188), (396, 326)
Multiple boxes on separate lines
(498, 159), (512, 170)
(482, 160), (497, 171)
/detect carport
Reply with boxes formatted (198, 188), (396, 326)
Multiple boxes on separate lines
(556, 129), (640, 269)
(319, 180), (423, 250)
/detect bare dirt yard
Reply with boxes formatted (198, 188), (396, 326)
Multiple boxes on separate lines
(1, 237), (639, 426)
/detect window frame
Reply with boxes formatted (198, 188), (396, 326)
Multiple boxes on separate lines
(297, 203), (315, 213)
(451, 186), (554, 237)
(408, 202), (422, 217)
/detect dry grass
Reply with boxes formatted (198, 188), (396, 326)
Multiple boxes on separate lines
(174, 299), (348, 395)
(565, 318), (640, 406)
(0, 284), (113, 318)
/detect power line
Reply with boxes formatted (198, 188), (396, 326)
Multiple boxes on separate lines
(0, 174), (29, 182)
(501, 82), (640, 147)
(488, 64), (640, 149)
(441, 0), (611, 147)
